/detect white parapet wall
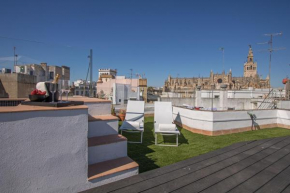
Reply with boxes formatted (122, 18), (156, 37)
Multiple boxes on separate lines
(0, 106), (89, 193)
(173, 106), (290, 136)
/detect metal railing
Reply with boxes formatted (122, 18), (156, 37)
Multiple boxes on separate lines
(257, 89), (276, 109)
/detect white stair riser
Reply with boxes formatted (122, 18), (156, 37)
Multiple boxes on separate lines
(86, 167), (138, 188)
(85, 103), (111, 116)
(88, 120), (118, 138)
(88, 141), (127, 165)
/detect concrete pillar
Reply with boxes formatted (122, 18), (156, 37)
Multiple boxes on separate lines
(112, 83), (116, 105)
(195, 90), (201, 107)
(219, 90), (228, 110)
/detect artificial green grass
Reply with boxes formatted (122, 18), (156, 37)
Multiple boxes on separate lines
(120, 116), (290, 173)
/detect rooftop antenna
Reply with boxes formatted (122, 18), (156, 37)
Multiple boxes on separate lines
(130, 69), (133, 79)
(130, 68), (133, 86)
(89, 49), (93, 97)
(84, 49), (93, 97)
(219, 47), (224, 72)
(258, 32), (285, 91)
(84, 51), (92, 97)
(13, 47), (17, 72)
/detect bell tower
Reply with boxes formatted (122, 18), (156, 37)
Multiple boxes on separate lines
(244, 45), (257, 77)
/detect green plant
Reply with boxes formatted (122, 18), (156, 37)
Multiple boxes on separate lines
(111, 105), (116, 115)
(119, 109), (126, 114)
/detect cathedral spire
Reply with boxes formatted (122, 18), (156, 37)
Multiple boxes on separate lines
(247, 45), (254, 62)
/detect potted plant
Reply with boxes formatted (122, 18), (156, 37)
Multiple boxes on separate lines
(119, 109), (126, 121)
(111, 105), (116, 116)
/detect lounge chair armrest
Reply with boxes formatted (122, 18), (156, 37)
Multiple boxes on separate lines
(159, 124), (177, 131)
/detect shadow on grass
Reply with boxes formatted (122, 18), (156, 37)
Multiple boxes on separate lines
(158, 127), (189, 145)
(119, 118), (189, 172)
(120, 120), (159, 173)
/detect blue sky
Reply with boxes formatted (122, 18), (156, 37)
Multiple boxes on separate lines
(0, 0), (289, 87)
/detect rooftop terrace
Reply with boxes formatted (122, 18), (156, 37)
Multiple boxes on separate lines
(83, 136), (290, 193)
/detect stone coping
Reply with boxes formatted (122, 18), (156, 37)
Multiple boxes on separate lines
(0, 97), (111, 103)
(175, 121), (285, 136)
(0, 98), (28, 101)
(174, 106), (290, 112)
(88, 115), (119, 122)
(0, 104), (88, 113)
(67, 97), (111, 103)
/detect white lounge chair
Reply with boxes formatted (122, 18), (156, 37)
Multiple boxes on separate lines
(119, 100), (145, 143)
(154, 102), (180, 147)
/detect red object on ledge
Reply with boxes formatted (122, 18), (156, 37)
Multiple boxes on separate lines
(31, 89), (46, 95)
(282, 78), (288, 84)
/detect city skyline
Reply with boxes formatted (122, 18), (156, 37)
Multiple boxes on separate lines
(0, 0), (289, 87)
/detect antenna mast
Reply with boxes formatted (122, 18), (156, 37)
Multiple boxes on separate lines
(13, 47), (16, 72)
(130, 68), (133, 86)
(219, 47), (224, 72)
(258, 32), (285, 90)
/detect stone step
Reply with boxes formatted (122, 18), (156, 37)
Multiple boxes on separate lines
(88, 115), (119, 137)
(88, 157), (139, 185)
(88, 134), (127, 165)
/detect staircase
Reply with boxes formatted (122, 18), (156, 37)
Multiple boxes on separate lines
(83, 98), (139, 187)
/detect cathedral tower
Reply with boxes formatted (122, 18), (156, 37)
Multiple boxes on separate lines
(244, 45), (257, 77)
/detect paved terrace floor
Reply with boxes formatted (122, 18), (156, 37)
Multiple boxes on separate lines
(82, 136), (290, 193)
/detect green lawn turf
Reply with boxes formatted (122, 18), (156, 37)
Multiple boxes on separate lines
(119, 116), (290, 173)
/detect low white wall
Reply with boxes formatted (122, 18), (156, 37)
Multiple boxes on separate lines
(161, 97), (195, 106)
(85, 102), (111, 116)
(277, 109), (290, 125)
(173, 107), (213, 131)
(0, 109), (89, 193)
(212, 109), (277, 131)
(173, 106), (283, 133)
(277, 101), (290, 110)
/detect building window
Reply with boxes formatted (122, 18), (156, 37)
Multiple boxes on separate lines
(49, 72), (54, 79)
(20, 66), (25, 73)
(30, 71), (34, 75)
(76, 91), (79, 95)
(217, 78), (223, 83)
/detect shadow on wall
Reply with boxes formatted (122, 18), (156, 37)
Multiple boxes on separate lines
(248, 113), (261, 130)
(0, 79), (9, 98)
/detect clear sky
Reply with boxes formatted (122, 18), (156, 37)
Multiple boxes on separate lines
(0, 0), (289, 87)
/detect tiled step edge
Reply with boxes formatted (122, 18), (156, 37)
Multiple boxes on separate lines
(88, 134), (127, 147)
(88, 115), (119, 122)
(88, 157), (139, 181)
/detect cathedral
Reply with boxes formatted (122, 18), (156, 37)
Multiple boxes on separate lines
(163, 46), (270, 92)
